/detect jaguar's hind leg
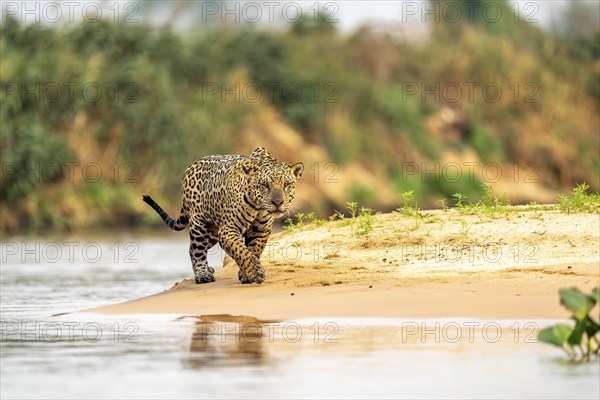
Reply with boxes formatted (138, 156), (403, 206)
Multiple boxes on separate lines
(189, 221), (218, 284)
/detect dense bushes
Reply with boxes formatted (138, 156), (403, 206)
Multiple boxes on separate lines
(1, 4), (598, 234)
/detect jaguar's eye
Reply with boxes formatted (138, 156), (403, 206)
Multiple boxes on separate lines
(284, 182), (292, 190)
(262, 182), (271, 190)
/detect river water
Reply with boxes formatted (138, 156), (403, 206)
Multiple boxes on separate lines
(1, 237), (598, 399)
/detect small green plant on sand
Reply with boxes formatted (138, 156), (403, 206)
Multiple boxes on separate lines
(538, 287), (600, 362)
(459, 220), (472, 238)
(347, 201), (359, 219)
(329, 201), (359, 223)
(284, 212), (315, 231)
(558, 183), (600, 214)
(452, 192), (468, 209)
(330, 201), (359, 222)
(398, 191), (419, 216)
(479, 183), (511, 216)
(396, 191), (422, 229)
(439, 198), (449, 211)
(330, 201), (377, 237)
(329, 210), (345, 222)
(452, 184), (510, 217)
(355, 207), (375, 237)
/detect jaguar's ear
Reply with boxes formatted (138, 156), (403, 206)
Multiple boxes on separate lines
(288, 162), (304, 179)
(242, 159), (258, 176)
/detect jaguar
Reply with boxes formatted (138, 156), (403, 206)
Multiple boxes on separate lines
(142, 147), (303, 284)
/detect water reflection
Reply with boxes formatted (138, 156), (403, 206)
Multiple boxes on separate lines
(2, 238), (599, 399)
(182, 315), (276, 369)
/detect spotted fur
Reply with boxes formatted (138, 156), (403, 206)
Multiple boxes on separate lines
(142, 147), (303, 284)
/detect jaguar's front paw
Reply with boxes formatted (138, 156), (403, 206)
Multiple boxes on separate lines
(239, 267), (265, 284)
(194, 266), (215, 284)
(238, 269), (251, 284)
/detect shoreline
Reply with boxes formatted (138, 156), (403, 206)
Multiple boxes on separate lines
(81, 209), (600, 321)
(82, 267), (597, 321)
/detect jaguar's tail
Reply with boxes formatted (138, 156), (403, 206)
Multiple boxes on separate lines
(142, 195), (189, 231)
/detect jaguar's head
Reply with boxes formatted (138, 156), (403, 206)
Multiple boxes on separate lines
(243, 153), (303, 217)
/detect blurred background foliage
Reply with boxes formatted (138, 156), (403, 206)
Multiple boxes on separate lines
(0, 0), (598, 235)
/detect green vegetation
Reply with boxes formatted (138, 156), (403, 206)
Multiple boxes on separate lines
(396, 191), (424, 230)
(284, 212), (318, 231)
(346, 202), (359, 220)
(398, 191), (420, 217)
(446, 182), (599, 218)
(558, 183), (600, 214)
(538, 288), (600, 362)
(355, 207), (376, 237)
(328, 202), (378, 238)
(1, 0), (599, 235)
(459, 220), (472, 238)
(451, 184), (512, 217)
(283, 183), (599, 239)
(284, 201), (377, 238)
(398, 184), (512, 221)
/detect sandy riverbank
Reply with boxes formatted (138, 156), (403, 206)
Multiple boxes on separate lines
(83, 208), (599, 320)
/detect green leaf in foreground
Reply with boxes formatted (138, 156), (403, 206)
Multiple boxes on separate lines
(567, 319), (586, 346)
(538, 324), (574, 347)
(559, 288), (597, 320)
(584, 316), (600, 338)
(592, 288), (600, 303)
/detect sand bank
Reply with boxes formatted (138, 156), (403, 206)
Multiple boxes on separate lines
(83, 209), (599, 320)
